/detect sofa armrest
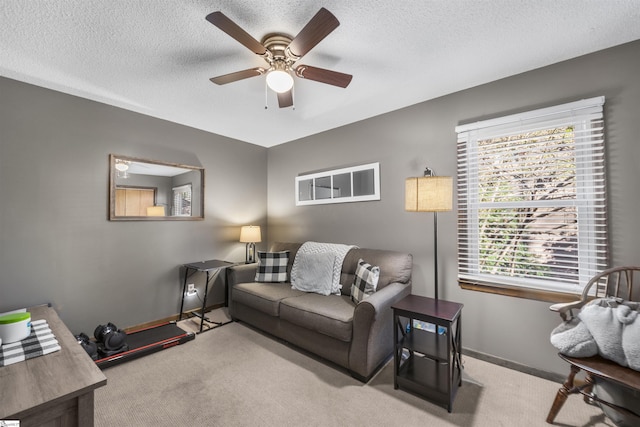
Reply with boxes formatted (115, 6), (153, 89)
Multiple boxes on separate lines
(227, 264), (258, 318)
(228, 263), (258, 286)
(349, 281), (411, 379)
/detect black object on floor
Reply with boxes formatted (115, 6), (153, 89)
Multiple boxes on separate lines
(95, 321), (195, 369)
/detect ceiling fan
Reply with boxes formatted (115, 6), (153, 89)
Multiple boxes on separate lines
(206, 8), (352, 108)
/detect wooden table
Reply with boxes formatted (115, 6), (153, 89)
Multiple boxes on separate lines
(392, 295), (463, 412)
(0, 305), (107, 426)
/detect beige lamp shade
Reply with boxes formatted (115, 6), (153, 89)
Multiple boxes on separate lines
(146, 206), (165, 216)
(240, 225), (262, 243)
(405, 176), (453, 212)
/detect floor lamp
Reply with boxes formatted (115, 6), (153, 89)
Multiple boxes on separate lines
(405, 168), (453, 300)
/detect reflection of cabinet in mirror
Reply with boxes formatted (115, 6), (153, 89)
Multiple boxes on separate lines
(295, 162), (380, 206)
(115, 187), (157, 216)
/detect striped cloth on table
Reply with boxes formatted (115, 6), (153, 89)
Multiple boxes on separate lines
(0, 319), (61, 367)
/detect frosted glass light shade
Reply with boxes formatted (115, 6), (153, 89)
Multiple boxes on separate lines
(266, 70), (294, 93)
(405, 176), (453, 212)
(240, 225), (262, 243)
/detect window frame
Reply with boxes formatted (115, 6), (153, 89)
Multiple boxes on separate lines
(172, 184), (193, 217)
(455, 97), (607, 301)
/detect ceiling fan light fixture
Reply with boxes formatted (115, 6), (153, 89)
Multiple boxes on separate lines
(115, 161), (129, 172)
(266, 69), (294, 93)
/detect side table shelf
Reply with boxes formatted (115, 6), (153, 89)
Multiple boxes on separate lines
(392, 295), (463, 412)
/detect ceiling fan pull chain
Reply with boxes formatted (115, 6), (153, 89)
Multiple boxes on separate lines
(264, 79), (268, 109)
(292, 85), (296, 111)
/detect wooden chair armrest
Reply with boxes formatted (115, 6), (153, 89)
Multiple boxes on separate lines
(550, 300), (584, 320)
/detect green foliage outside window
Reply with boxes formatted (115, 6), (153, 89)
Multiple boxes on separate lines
(477, 127), (579, 281)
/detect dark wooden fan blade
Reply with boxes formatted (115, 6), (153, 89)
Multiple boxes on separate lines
(277, 90), (293, 108)
(295, 65), (352, 88)
(287, 8), (339, 59)
(206, 11), (267, 56)
(210, 67), (266, 85)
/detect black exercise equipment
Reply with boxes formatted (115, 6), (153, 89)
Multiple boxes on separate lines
(95, 321), (194, 369)
(94, 322), (129, 356)
(75, 332), (98, 360)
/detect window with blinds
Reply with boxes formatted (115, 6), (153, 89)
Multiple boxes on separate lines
(172, 184), (192, 217)
(455, 97), (607, 296)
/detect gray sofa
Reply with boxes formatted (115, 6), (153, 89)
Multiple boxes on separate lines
(228, 242), (412, 382)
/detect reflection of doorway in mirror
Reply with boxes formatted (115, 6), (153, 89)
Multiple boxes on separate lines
(298, 179), (314, 201)
(333, 172), (351, 198)
(353, 169), (375, 196)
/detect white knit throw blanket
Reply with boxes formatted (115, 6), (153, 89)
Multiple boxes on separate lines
(290, 242), (356, 295)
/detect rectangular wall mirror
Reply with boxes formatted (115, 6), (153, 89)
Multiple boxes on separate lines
(109, 154), (204, 221)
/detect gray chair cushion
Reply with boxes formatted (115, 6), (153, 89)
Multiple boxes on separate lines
(280, 293), (355, 342)
(233, 282), (305, 317)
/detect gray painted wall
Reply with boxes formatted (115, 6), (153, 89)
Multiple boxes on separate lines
(267, 40), (640, 376)
(2, 40), (639, 377)
(0, 77), (268, 334)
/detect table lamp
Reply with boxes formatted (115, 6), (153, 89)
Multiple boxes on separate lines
(146, 206), (165, 216)
(240, 225), (261, 263)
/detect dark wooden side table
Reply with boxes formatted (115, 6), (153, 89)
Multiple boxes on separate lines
(391, 295), (463, 412)
(178, 259), (236, 333)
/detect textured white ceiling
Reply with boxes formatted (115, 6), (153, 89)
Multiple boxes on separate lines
(2, 1), (640, 147)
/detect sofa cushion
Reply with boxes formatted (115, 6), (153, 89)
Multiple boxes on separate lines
(233, 282), (305, 317)
(280, 293), (355, 342)
(350, 259), (380, 304)
(255, 251), (289, 282)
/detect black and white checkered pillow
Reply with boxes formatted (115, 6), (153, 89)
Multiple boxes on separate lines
(255, 251), (290, 282)
(350, 259), (380, 304)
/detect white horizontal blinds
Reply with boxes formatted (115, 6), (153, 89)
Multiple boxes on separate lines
(456, 97), (607, 294)
(173, 184), (192, 216)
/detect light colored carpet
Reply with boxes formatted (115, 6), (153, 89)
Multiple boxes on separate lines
(95, 312), (614, 427)
(176, 307), (233, 334)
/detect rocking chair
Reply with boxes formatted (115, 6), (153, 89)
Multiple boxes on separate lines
(546, 266), (640, 425)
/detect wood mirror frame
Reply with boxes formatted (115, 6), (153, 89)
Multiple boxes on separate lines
(109, 154), (205, 221)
